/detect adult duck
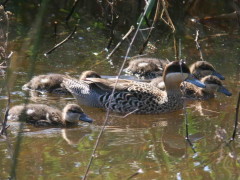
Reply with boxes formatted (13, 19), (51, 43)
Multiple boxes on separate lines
(62, 61), (206, 114)
(150, 60), (225, 89)
(8, 104), (93, 127)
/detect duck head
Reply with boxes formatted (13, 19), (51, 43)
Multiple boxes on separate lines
(79, 70), (101, 80)
(62, 104), (93, 123)
(163, 61), (206, 92)
(201, 75), (231, 96)
(190, 61), (225, 80)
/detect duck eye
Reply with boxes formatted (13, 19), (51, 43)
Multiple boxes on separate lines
(69, 110), (80, 113)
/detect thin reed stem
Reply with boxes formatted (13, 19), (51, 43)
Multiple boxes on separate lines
(229, 91), (240, 142)
(82, 1), (152, 179)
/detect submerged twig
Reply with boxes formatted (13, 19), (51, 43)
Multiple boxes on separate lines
(180, 59), (196, 153)
(44, 26), (77, 56)
(194, 29), (204, 61)
(110, 109), (139, 118)
(127, 171), (142, 180)
(107, 26), (135, 59)
(139, 0), (160, 54)
(0, 85), (10, 136)
(65, 0), (81, 24)
(229, 91), (240, 142)
(82, 1), (151, 179)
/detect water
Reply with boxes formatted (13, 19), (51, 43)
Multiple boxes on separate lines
(0, 1), (240, 179)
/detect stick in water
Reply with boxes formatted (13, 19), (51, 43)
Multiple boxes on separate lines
(229, 91), (240, 142)
(44, 26), (77, 56)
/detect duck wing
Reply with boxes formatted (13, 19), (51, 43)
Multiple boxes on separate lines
(85, 78), (135, 92)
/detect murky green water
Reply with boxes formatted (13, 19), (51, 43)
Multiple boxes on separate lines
(0, 1), (240, 180)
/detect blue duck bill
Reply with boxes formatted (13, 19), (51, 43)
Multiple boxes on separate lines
(79, 113), (93, 123)
(212, 71), (225, 80)
(185, 78), (206, 88)
(218, 86), (232, 96)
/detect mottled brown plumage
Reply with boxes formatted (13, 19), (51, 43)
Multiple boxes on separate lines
(124, 58), (170, 79)
(8, 104), (93, 126)
(22, 71), (102, 95)
(22, 74), (69, 94)
(151, 74), (231, 99)
(190, 61), (225, 80)
(182, 75), (231, 99)
(62, 61), (205, 114)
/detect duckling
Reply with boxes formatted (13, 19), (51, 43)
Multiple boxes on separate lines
(124, 57), (170, 79)
(8, 104), (93, 127)
(182, 75), (232, 99)
(79, 70), (101, 80)
(22, 71), (102, 95)
(150, 60), (225, 88)
(190, 61), (225, 80)
(62, 61), (206, 114)
(22, 74), (69, 94)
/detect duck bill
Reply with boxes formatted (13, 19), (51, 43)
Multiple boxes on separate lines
(79, 113), (93, 123)
(218, 86), (232, 96)
(212, 71), (225, 80)
(185, 77), (206, 88)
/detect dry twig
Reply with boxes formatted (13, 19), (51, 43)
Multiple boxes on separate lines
(0, 5), (10, 136)
(82, 1), (151, 179)
(44, 26), (77, 55)
(107, 26), (135, 59)
(194, 29), (204, 61)
(160, 0), (176, 32)
(139, 0), (160, 54)
(106, 0), (118, 50)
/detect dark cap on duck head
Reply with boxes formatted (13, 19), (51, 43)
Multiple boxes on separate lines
(193, 61), (215, 71)
(163, 60), (190, 77)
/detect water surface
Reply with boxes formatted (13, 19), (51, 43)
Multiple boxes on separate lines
(0, 1), (240, 179)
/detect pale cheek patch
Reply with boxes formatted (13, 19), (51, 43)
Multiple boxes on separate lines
(138, 62), (149, 68)
(27, 109), (35, 115)
(157, 82), (165, 89)
(7, 114), (13, 120)
(40, 78), (50, 83)
(165, 73), (188, 82)
(65, 112), (79, 122)
(206, 84), (219, 91)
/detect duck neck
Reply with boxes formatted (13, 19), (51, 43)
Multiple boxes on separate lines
(201, 88), (215, 98)
(165, 82), (182, 96)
